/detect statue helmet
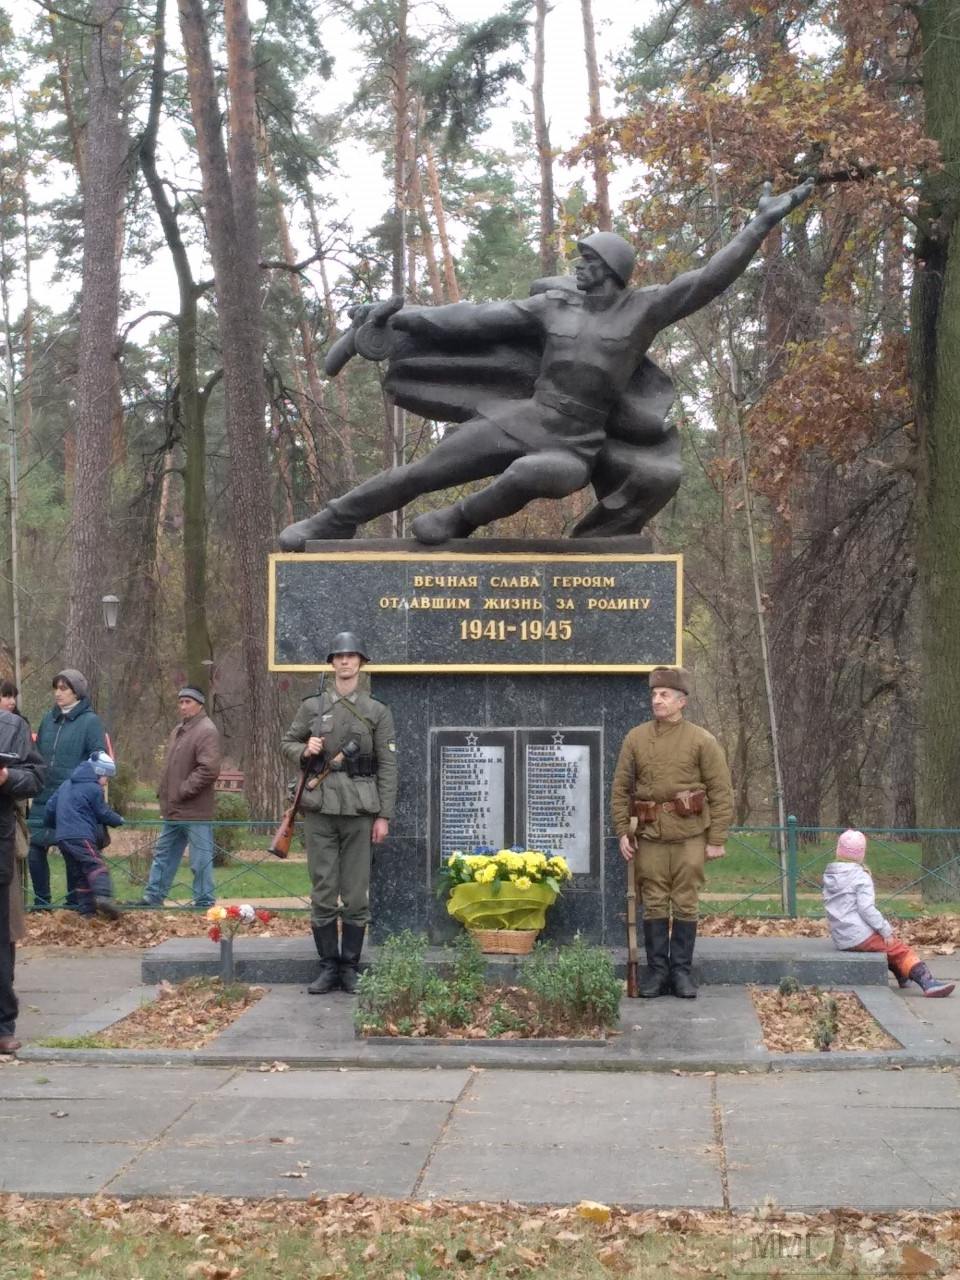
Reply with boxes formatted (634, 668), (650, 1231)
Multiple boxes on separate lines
(326, 631), (369, 663)
(576, 231), (637, 286)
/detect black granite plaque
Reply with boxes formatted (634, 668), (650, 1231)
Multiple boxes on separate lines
(270, 545), (680, 673)
(518, 729), (602, 879)
(363, 673), (649, 944)
(430, 729), (515, 863)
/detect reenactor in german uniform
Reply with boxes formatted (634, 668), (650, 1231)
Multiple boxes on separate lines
(281, 633), (397, 994)
(611, 666), (733, 998)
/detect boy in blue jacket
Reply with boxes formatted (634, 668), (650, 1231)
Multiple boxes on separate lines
(45, 752), (124, 919)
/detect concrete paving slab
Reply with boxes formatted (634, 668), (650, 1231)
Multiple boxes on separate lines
(218, 1067), (472, 1101)
(16, 947), (144, 1042)
(0, 1140), (143, 1196)
(0, 1094), (187, 1145)
(158, 1095), (451, 1149)
(108, 1096), (450, 1199)
(895, 959), (960, 1048)
(419, 1071), (723, 1206)
(624, 986), (767, 1064)
(0, 1063), (235, 1099)
(719, 1070), (960, 1210)
(107, 1135), (430, 1199)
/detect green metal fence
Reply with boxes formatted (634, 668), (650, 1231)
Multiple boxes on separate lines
(23, 820), (313, 914)
(703, 818), (960, 917)
(21, 816), (960, 918)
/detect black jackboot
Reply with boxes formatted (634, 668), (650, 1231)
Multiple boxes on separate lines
(308, 921), (340, 994)
(639, 918), (672, 997)
(339, 922), (366, 994)
(670, 918), (698, 998)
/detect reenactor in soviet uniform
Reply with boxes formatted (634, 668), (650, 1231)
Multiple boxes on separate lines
(611, 666), (733, 999)
(281, 633), (397, 994)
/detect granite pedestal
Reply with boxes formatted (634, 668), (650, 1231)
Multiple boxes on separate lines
(272, 538), (682, 945)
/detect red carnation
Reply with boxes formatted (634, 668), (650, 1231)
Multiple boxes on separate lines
(256, 909), (272, 924)
(226, 905), (241, 919)
(208, 925), (222, 942)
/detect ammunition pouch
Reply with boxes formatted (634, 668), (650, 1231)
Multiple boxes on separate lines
(671, 789), (706, 817)
(344, 753), (377, 778)
(632, 798), (659, 825)
(631, 789), (706, 824)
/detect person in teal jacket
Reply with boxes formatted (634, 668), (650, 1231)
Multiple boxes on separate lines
(27, 670), (107, 910)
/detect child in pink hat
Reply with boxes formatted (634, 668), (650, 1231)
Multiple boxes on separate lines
(822, 830), (954, 997)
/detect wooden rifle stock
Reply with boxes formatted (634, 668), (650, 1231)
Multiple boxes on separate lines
(625, 830), (639, 998)
(269, 763), (331, 859)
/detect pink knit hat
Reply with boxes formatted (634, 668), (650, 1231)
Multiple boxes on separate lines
(836, 829), (867, 861)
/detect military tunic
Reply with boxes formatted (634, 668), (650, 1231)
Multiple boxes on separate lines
(611, 718), (733, 922)
(281, 687), (397, 927)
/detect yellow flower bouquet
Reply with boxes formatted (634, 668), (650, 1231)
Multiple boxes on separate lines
(438, 847), (573, 944)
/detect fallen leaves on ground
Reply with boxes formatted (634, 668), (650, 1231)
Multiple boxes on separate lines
(24, 909), (307, 950)
(94, 977), (264, 1050)
(0, 1195), (958, 1279)
(21, 909), (960, 953)
(750, 985), (899, 1053)
(701, 913), (960, 949)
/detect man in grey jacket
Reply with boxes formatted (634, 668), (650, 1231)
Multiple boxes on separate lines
(139, 688), (222, 910)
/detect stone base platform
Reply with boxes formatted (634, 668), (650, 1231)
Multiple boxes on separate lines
(142, 935), (887, 987)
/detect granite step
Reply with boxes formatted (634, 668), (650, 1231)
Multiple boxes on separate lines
(142, 934), (888, 987)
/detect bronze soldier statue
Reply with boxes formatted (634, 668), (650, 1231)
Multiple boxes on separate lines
(279, 179), (814, 550)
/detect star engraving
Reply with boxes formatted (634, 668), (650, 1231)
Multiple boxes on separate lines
(465, 732), (479, 746)
(551, 731), (565, 745)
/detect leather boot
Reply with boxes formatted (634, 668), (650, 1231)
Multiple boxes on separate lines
(339, 922), (366, 994)
(670, 918), (698, 998)
(639, 918), (671, 997)
(308, 921), (340, 994)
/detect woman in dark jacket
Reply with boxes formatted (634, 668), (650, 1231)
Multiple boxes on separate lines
(27, 670), (106, 911)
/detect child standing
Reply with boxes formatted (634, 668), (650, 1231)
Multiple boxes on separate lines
(822, 829), (954, 997)
(45, 752), (124, 920)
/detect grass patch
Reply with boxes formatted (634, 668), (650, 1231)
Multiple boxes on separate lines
(39, 852), (312, 907)
(0, 1197), (956, 1278)
(356, 932), (621, 1038)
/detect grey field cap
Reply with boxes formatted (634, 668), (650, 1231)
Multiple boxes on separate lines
(326, 631), (369, 663)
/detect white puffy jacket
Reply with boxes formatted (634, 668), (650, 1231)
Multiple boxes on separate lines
(821, 860), (893, 949)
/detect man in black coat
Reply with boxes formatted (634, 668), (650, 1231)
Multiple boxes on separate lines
(0, 709), (45, 1054)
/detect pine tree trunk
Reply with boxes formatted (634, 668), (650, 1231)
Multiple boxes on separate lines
(579, 0), (611, 232)
(424, 142), (460, 301)
(914, 0), (960, 899)
(533, 0), (558, 275)
(65, 0), (129, 690)
(306, 197), (357, 484)
(141, 0), (212, 694)
(178, 0), (282, 816)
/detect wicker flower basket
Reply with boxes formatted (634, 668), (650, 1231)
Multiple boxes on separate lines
(468, 928), (539, 955)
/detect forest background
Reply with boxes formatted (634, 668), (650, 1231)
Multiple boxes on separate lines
(1, 0), (958, 894)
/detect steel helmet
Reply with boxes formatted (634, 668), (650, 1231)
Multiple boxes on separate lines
(326, 631), (369, 663)
(576, 231), (636, 286)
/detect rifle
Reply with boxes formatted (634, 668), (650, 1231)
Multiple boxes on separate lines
(625, 818), (640, 998)
(269, 738), (360, 858)
(270, 673), (328, 861)
(269, 761), (332, 859)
